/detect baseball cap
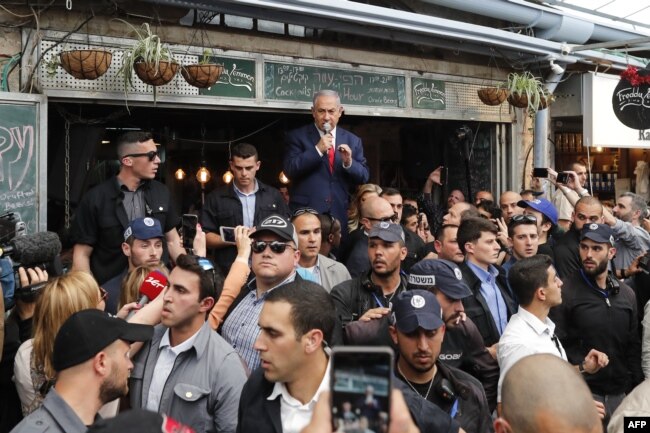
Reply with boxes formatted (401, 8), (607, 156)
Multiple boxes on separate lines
(392, 290), (444, 333)
(580, 223), (615, 245)
(53, 309), (154, 372)
(407, 259), (471, 300)
(368, 221), (405, 243)
(123, 217), (164, 241)
(251, 214), (299, 245)
(517, 198), (558, 226)
(87, 409), (195, 433)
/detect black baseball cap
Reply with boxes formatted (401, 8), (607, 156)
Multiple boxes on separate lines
(407, 259), (472, 300)
(53, 309), (153, 372)
(392, 290), (444, 333)
(368, 221), (405, 243)
(251, 214), (299, 245)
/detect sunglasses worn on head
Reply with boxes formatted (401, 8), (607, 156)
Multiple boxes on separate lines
(123, 150), (159, 161)
(251, 240), (295, 254)
(292, 207), (319, 218)
(509, 214), (537, 225)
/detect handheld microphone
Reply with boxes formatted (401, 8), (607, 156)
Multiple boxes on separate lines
(0, 231), (62, 265)
(323, 122), (332, 135)
(127, 270), (168, 319)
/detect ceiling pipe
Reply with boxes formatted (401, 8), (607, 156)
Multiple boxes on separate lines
(421, 0), (650, 45)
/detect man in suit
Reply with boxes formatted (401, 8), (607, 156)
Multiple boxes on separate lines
(457, 217), (517, 357)
(283, 89), (370, 233)
(236, 280), (334, 433)
(291, 208), (350, 292)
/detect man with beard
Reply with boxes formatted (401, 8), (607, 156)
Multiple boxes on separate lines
(551, 224), (643, 425)
(390, 290), (493, 433)
(434, 225), (465, 264)
(130, 254), (247, 433)
(331, 222), (407, 327)
(498, 256), (608, 411)
(406, 259), (499, 412)
(11, 309), (153, 433)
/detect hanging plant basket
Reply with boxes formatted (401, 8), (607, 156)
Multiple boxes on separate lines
(504, 72), (553, 115)
(181, 63), (223, 88)
(507, 93), (552, 110)
(134, 60), (179, 86)
(59, 49), (112, 80)
(477, 87), (508, 106)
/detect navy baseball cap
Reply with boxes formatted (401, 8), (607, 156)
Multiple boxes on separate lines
(392, 290), (444, 333)
(580, 223), (615, 245)
(53, 309), (153, 371)
(251, 214), (299, 245)
(368, 221), (405, 243)
(124, 217), (164, 241)
(407, 259), (471, 300)
(517, 198), (558, 226)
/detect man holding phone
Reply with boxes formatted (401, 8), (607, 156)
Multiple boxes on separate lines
(201, 143), (290, 274)
(552, 161), (588, 231)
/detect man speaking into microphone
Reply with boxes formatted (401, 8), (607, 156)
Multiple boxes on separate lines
(283, 89), (369, 235)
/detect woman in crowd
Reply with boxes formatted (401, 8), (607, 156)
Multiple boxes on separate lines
(347, 183), (382, 232)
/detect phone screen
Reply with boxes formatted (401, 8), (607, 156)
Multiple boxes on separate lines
(533, 167), (548, 178)
(181, 214), (198, 249)
(219, 226), (236, 244)
(331, 347), (393, 433)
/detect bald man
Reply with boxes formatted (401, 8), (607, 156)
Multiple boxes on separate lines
(499, 191), (523, 224)
(496, 354), (602, 433)
(340, 196), (395, 278)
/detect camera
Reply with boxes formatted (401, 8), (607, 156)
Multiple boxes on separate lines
(639, 254), (650, 273)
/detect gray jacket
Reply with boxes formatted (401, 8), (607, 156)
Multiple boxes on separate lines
(10, 389), (88, 433)
(612, 219), (650, 270)
(130, 322), (247, 433)
(319, 254), (351, 292)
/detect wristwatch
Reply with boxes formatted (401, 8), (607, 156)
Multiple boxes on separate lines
(578, 361), (586, 374)
(578, 189), (590, 197)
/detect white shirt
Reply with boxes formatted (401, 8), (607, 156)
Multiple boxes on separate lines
(267, 362), (331, 433)
(496, 306), (567, 402)
(146, 328), (201, 411)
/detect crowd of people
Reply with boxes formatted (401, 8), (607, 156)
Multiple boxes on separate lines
(0, 88), (649, 433)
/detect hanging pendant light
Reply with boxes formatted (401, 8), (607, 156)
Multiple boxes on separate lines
(278, 171), (290, 184)
(196, 164), (211, 184)
(222, 170), (234, 184)
(175, 168), (186, 180)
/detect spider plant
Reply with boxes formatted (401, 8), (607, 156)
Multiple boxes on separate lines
(116, 21), (177, 89)
(505, 71), (552, 115)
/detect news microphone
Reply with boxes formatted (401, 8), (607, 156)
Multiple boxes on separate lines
(0, 231), (62, 266)
(127, 270), (168, 320)
(323, 122), (332, 135)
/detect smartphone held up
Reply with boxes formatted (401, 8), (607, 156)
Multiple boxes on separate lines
(331, 347), (393, 433)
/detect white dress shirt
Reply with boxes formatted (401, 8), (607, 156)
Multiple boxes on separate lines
(497, 306), (567, 402)
(146, 327), (200, 411)
(267, 362), (331, 433)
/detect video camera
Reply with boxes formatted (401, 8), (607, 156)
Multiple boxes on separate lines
(0, 212), (62, 302)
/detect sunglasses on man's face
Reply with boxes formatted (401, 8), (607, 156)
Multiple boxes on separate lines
(123, 150), (159, 161)
(251, 240), (295, 254)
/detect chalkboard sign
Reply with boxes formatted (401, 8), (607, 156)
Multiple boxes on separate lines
(264, 62), (406, 107)
(0, 94), (47, 234)
(200, 56), (256, 98)
(412, 78), (446, 110)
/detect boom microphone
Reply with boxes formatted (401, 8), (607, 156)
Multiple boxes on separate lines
(0, 231), (62, 265)
(127, 270), (168, 319)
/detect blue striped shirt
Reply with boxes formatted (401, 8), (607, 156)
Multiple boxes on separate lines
(221, 273), (296, 371)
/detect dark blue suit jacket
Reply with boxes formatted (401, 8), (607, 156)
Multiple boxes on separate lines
(283, 124), (369, 230)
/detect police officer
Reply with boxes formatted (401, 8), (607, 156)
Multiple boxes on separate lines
(406, 259), (499, 413)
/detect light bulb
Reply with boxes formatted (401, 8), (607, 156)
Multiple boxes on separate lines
(175, 168), (186, 180)
(222, 170), (233, 184)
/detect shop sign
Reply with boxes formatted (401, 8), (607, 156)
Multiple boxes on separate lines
(412, 78), (446, 110)
(200, 57), (256, 98)
(264, 62), (406, 107)
(611, 66), (650, 130)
